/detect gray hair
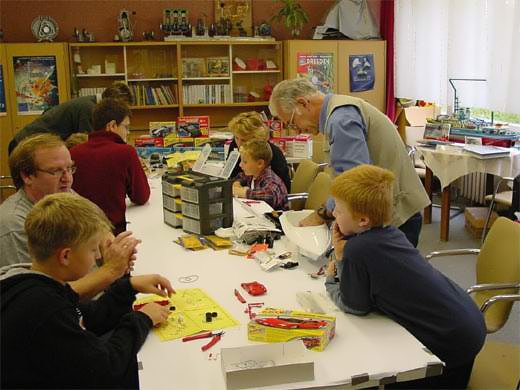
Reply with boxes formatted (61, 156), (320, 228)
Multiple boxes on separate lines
(269, 78), (319, 116)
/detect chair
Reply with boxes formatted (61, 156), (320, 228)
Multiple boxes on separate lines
(288, 159), (320, 211)
(0, 176), (16, 203)
(287, 171), (332, 211)
(481, 175), (519, 243)
(426, 217), (520, 389)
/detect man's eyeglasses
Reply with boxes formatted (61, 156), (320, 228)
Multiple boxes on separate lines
(36, 165), (77, 177)
(286, 108), (298, 130)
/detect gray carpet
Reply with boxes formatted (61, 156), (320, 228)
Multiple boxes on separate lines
(418, 207), (519, 344)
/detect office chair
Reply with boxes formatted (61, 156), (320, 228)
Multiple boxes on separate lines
(426, 217), (520, 389)
(288, 159), (320, 211)
(287, 171), (332, 211)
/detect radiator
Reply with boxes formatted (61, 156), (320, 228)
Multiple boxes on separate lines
(456, 173), (487, 204)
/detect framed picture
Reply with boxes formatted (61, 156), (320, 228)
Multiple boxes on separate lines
(214, 0), (252, 37)
(207, 57), (230, 77)
(182, 58), (206, 78)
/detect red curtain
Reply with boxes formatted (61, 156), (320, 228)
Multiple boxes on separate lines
(380, 0), (395, 121)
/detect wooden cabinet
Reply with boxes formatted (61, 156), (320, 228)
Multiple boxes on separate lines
(0, 44), (13, 182)
(284, 40), (386, 112)
(69, 40), (283, 143)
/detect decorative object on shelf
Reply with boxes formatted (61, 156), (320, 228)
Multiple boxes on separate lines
(208, 23), (217, 38)
(257, 21), (272, 37)
(31, 16), (59, 42)
(207, 57), (230, 77)
(182, 58), (206, 78)
(216, 17), (233, 36)
(161, 8), (191, 38)
(73, 27), (94, 42)
(272, 0), (309, 38)
(142, 31), (155, 41)
(195, 18), (206, 36)
(263, 83), (274, 101)
(233, 57), (247, 71)
(116, 10), (133, 42)
(214, 0), (252, 37)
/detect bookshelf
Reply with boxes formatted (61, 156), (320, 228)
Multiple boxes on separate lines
(69, 40), (283, 143)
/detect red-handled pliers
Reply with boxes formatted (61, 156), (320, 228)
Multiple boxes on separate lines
(182, 331), (224, 351)
(133, 300), (169, 311)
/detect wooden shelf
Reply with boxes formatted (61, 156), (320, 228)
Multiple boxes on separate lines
(76, 73), (125, 78)
(182, 77), (231, 81)
(184, 102), (269, 108)
(128, 77), (177, 82)
(232, 70), (280, 74)
(130, 104), (179, 109)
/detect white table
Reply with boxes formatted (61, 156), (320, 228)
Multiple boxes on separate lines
(416, 146), (520, 241)
(127, 178), (442, 389)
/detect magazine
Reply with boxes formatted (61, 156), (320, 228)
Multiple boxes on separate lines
(296, 53), (334, 93)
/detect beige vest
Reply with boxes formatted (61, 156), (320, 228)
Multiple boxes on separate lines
(324, 95), (430, 227)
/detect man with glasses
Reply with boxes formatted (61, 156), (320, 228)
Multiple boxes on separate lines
(0, 133), (138, 299)
(269, 78), (430, 247)
(7, 82), (133, 155)
(70, 98), (150, 235)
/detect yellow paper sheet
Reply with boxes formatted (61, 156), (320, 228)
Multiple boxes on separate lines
(133, 288), (240, 341)
(165, 151), (201, 168)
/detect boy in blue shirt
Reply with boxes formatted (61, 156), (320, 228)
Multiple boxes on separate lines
(325, 164), (486, 389)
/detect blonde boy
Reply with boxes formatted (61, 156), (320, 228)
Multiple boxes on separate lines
(1, 193), (173, 389)
(325, 164), (485, 389)
(233, 140), (288, 210)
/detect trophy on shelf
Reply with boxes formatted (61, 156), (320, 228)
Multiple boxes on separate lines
(115, 10), (133, 42)
(73, 27), (95, 42)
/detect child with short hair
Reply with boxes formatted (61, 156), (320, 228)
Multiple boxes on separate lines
(325, 164), (486, 389)
(232, 140), (288, 210)
(0, 192), (174, 389)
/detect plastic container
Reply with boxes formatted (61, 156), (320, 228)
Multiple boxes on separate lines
(182, 215), (225, 235)
(163, 194), (182, 212)
(164, 208), (183, 228)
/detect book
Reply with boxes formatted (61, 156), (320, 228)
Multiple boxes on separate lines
(463, 145), (510, 159)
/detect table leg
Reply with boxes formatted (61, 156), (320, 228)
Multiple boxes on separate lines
(424, 167), (433, 224)
(440, 184), (451, 241)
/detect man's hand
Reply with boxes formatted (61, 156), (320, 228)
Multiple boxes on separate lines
(130, 274), (175, 297)
(332, 222), (346, 261)
(325, 260), (336, 278)
(102, 231), (141, 277)
(138, 302), (170, 327)
(298, 211), (325, 227)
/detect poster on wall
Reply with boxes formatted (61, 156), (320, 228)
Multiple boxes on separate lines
(13, 56), (59, 115)
(349, 54), (375, 92)
(297, 53), (334, 94)
(0, 65), (6, 115)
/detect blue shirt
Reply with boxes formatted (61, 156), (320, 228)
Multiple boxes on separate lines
(319, 94), (371, 210)
(325, 226), (486, 367)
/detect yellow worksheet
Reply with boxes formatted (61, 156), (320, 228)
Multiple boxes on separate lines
(133, 288), (240, 341)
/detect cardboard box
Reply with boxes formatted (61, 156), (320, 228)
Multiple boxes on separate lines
(134, 136), (164, 147)
(396, 106), (438, 143)
(149, 121), (176, 137)
(271, 135), (313, 158)
(177, 115), (210, 136)
(247, 308), (335, 352)
(464, 207), (498, 238)
(221, 340), (314, 390)
(163, 135), (194, 147)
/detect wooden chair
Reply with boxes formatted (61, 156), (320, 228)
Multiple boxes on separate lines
(426, 217), (520, 389)
(0, 176), (16, 203)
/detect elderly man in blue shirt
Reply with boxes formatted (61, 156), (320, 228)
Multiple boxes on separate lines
(269, 78), (429, 247)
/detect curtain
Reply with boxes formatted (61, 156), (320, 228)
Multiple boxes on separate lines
(380, 0), (395, 121)
(395, 0), (520, 114)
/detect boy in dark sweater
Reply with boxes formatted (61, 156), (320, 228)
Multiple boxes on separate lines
(325, 164), (486, 389)
(232, 140), (288, 210)
(0, 192), (174, 389)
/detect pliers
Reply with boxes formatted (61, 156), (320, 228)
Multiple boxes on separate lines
(182, 331), (225, 351)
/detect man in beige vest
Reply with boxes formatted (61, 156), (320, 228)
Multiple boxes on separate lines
(269, 78), (430, 247)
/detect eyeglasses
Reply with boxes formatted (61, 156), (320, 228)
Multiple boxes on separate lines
(36, 165), (77, 177)
(286, 108), (298, 130)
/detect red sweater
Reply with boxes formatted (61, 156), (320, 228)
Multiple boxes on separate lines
(71, 131), (150, 234)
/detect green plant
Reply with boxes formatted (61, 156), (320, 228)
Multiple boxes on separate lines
(271, 0), (309, 38)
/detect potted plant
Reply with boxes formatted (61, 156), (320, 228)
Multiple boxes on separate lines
(272, 0), (309, 38)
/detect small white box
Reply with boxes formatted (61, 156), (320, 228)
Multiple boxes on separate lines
(221, 340), (314, 390)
